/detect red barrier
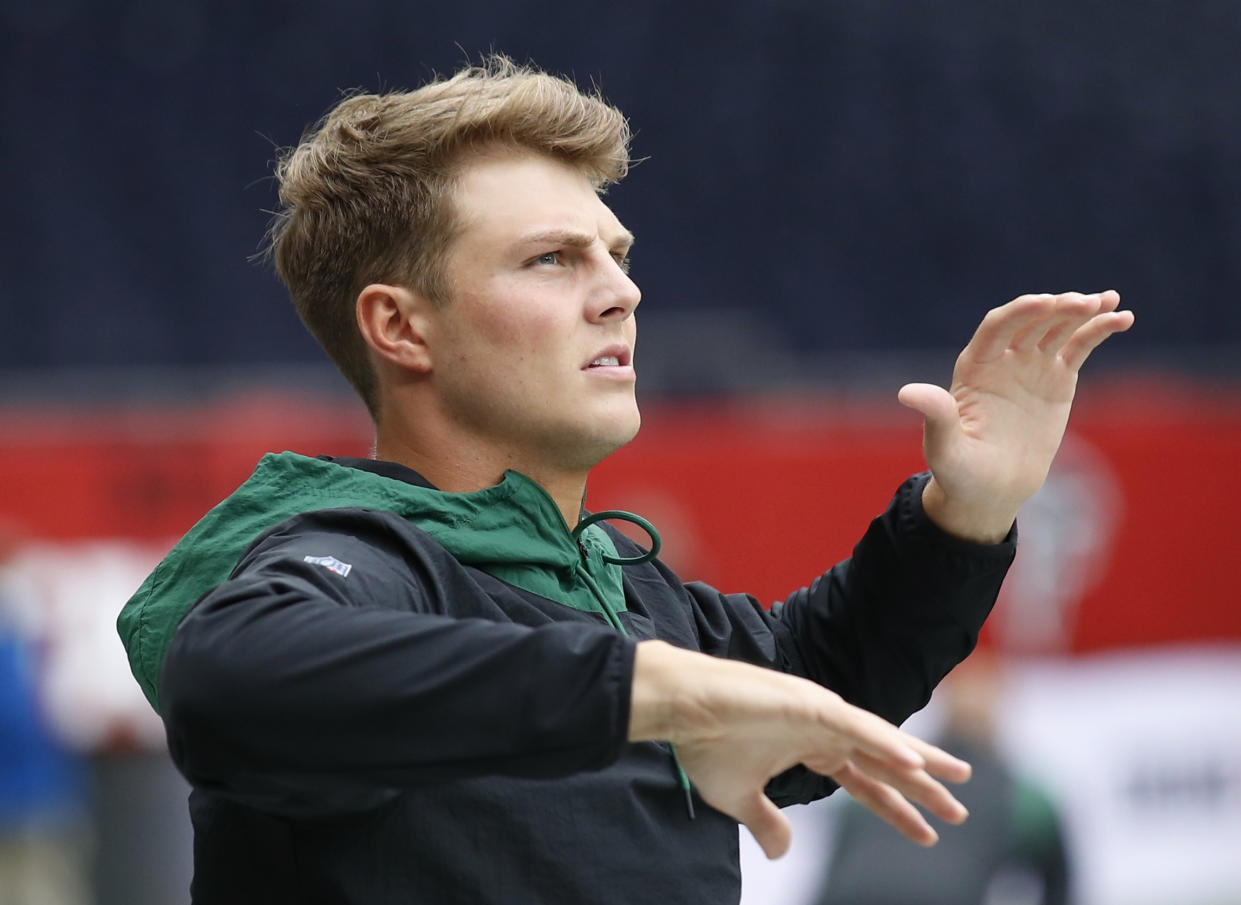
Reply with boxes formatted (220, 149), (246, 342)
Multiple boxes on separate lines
(3, 380), (1238, 653)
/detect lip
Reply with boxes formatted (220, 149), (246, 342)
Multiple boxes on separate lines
(581, 344), (632, 370)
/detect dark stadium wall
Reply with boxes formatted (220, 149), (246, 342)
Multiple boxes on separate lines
(1, 0), (1240, 385)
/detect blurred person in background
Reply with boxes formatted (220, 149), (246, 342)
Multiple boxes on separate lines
(116, 57), (1131, 904)
(0, 521), (89, 905)
(816, 650), (1070, 905)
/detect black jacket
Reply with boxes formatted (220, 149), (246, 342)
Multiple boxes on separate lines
(147, 455), (1015, 905)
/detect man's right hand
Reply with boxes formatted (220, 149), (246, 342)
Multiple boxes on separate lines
(628, 640), (972, 859)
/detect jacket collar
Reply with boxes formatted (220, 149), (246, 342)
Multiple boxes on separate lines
(118, 452), (629, 714)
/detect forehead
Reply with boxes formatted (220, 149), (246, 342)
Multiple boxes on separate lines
(449, 149), (627, 249)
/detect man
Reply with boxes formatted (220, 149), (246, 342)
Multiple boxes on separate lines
(117, 57), (1132, 904)
(817, 652), (1071, 905)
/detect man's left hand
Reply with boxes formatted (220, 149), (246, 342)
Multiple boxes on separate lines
(898, 290), (1134, 543)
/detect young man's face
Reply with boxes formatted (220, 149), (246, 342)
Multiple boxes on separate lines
(427, 149), (642, 473)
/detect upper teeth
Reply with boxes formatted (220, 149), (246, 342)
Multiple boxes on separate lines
(591, 356), (619, 367)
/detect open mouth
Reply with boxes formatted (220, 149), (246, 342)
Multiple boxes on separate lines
(583, 347), (631, 369)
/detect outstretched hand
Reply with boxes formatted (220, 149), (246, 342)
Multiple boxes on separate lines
(629, 642), (973, 859)
(898, 291), (1134, 542)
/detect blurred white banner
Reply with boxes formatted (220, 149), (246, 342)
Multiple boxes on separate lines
(741, 646), (1241, 905)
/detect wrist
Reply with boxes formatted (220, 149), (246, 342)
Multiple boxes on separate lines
(920, 476), (1016, 545)
(628, 640), (687, 743)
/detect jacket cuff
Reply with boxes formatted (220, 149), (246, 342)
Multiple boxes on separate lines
(897, 471), (1018, 555)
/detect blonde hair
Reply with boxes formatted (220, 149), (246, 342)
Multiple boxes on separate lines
(267, 56), (632, 416)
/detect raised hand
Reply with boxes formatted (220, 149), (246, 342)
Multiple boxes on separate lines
(897, 291), (1134, 542)
(629, 641), (973, 859)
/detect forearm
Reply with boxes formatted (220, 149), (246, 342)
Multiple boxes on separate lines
(162, 578), (635, 800)
(773, 473), (1015, 725)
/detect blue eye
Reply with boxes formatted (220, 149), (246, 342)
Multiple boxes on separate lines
(536, 252), (559, 266)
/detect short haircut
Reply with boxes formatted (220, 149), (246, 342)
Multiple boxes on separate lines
(267, 55), (632, 417)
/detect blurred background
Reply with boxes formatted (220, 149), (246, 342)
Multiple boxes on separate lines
(1, 2), (1239, 903)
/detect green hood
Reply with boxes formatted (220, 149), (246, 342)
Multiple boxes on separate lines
(117, 452), (631, 715)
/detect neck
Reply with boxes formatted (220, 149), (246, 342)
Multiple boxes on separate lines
(374, 421), (589, 532)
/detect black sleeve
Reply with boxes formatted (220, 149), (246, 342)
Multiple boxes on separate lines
(675, 473), (1016, 805)
(770, 472), (1015, 720)
(159, 511), (636, 817)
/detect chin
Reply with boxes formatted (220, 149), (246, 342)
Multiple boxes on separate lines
(608, 415), (642, 453)
(605, 405), (642, 448)
(560, 411), (642, 470)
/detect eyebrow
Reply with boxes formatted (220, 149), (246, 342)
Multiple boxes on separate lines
(517, 228), (635, 252)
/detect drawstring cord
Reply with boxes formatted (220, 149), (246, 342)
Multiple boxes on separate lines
(571, 510), (695, 820)
(571, 510), (662, 565)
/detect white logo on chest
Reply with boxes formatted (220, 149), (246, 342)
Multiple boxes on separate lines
(303, 554), (353, 577)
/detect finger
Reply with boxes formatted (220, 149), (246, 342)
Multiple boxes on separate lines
(818, 707), (927, 771)
(902, 735), (973, 784)
(1060, 309), (1135, 371)
(1030, 293), (1105, 354)
(735, 790), (793, 860)
(834, 761), (939, 847)
(822, 712), (971, 787)
(1007, 292), (1092, 353)
(967, 294), (1056, 361)
(853, 750), (969, 826)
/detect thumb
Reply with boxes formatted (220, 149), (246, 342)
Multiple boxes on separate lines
(736, 791), (793, 860)
(898, 383), (961, 452)
(897, 382), (958, 426)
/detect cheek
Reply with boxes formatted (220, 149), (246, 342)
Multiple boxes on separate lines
(450, 321), (567, 401)
(462, 282), (566, 349)
(483, 312), (570, 364)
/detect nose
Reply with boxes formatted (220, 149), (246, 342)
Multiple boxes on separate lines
(587, 256), (641, 323)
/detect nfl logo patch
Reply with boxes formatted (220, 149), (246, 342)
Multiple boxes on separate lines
(303, 554), (353, 577)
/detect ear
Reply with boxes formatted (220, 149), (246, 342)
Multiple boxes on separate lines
(356, 283), (436, 374)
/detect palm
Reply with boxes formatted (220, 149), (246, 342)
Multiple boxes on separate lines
(899, 291), (1133, 535)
